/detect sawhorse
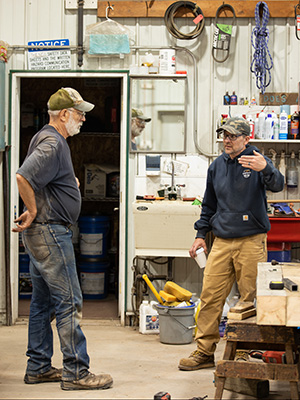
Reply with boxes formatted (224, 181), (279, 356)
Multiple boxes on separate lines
(214, 318), (300, 399)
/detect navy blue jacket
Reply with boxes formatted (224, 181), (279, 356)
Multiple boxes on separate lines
(195, 144), (284, 239)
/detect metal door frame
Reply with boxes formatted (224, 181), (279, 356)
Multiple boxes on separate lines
(9, 70), (130, 325)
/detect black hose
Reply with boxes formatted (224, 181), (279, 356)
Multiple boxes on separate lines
(164, 1), (205, 40)
(77, 0), (84, 67)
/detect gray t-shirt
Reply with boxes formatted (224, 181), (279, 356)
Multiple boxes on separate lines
(17, 125), (81, 225)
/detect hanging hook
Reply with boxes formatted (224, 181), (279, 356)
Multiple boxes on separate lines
(106, 4), (114, 20)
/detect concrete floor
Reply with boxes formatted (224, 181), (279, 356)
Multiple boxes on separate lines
(0, 318), (296, 400)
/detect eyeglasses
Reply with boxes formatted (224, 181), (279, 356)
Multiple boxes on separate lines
(219, 132), (244, 141)
(69, 109), (86, 118)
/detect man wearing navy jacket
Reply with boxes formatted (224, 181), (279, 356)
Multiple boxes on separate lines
(179, 117), (284, 371)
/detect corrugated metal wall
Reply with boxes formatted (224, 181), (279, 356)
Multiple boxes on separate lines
(1, 1), (300, 306)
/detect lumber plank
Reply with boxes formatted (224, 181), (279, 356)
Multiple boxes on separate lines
(98, 1), (299, 19)
(227, 307), (256, 320)
(229, 301), (254, 313)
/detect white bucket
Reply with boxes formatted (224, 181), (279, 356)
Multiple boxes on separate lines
(80, 233), (103, 256)
(159, 49), (176, 74)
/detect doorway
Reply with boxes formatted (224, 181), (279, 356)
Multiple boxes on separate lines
(10, 71), (129, 325)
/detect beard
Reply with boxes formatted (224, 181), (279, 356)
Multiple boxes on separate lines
(66, 115), (82, 137)
(131, 120), (144, 138)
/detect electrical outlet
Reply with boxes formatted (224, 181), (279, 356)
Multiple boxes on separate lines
(65, 0), (98, 9)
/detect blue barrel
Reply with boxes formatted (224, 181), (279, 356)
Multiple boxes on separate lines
(78, 258), (110, 299)
(78, 216), (110, 258)
(19, 253), (32, 299)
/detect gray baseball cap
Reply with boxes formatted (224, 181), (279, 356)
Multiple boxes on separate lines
(216, 117), (250, 136)
(132, 108), (151, 122)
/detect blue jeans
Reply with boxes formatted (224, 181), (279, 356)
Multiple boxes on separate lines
(22, 223), (90, 381)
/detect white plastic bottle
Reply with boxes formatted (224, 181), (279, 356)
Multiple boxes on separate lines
(279, 110), (288, 140)
(272, 112), (279, 140)
(139, 300), (159, 334)
(264, 114), (274, 140)
(257, 110), (266, 139)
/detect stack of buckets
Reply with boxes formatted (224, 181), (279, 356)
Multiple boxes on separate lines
(78, 216), (110, 300)
(19, 252), (32, 299)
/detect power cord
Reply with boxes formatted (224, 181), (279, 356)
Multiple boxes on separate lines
(164, 1), (205, 40)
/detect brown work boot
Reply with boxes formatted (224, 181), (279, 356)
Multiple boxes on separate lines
(24, 366), (62, 384)
(61, 372), (113, 391)
(178, 350), (215, 371)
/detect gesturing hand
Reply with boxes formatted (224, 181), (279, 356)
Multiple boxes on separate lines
(238, 150), (267, 172)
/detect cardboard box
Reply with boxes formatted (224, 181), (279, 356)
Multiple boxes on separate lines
(84, 164), (120, 198)
(84, 164), (106, 198)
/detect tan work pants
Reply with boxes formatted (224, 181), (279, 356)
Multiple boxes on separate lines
(195, 233), (267, 355)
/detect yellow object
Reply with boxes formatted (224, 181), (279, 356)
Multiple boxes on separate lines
(194, 301), (201, 336)
(142, 274), (164, 305)
(164, 281), (192, 302)
(159, 290), (177, 302)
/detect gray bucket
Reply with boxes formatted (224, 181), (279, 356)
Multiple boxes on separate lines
(154, 303), (196, 345)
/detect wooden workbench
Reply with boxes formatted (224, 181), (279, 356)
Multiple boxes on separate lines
(214, 317), (300, 399)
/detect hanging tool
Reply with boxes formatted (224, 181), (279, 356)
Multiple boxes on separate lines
(164, 1), (205, 40)
(142, 274), (164, 305)
(212, 3), (236, 63)
(295, 1), (300, 40)
(250, 2), (273, 94)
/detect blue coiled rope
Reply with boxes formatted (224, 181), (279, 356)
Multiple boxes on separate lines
(250, 2), (273, 94)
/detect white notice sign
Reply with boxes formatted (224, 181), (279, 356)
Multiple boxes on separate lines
(28, 39), (71, 70)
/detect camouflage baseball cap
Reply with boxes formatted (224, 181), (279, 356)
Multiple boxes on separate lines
(48, 87), (94, 112)
(132, 108), (151, 122)
(216, 117), (250, 136)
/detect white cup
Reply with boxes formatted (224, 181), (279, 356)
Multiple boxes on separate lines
(195, 247), (206, 269)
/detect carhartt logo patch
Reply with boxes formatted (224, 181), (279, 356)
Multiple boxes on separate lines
(243, 215), (249, 221)
(242, 169), (251, 178)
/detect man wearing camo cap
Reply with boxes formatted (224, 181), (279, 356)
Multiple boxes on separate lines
(12, 88), (113, 390)
(179, 117), (284, 371)
(131, 108), (151, 150)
